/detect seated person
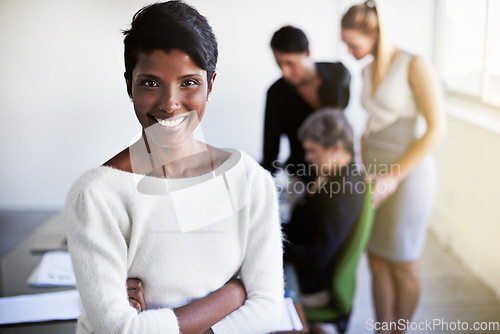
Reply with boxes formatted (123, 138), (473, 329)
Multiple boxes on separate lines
(283, 108), (364, 308)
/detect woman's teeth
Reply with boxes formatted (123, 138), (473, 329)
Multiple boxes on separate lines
(154, 116), (186, 128)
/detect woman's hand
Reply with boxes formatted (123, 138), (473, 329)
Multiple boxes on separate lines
(365, 174), (400, 208)
(127, 278), (147, 312)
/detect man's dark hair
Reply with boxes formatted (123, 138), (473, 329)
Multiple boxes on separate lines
(270, 25), (309, 53)
(123, 1), (218, 83)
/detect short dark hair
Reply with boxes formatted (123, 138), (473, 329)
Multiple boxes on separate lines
(123, 1), (218, 83)
(270, 25), (309, 53)
(298, 108), (354, 155)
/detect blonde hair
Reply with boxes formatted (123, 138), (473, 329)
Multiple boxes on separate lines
(341, 0), (394, 96)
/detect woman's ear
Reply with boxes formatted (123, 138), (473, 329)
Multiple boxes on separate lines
(124, 72), (133, 99)
(208, 72), (217, 95)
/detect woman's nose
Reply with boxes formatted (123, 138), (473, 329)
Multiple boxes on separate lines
(159, 88), (181, 113)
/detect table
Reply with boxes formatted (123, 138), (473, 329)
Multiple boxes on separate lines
(0, 213), (76, 334)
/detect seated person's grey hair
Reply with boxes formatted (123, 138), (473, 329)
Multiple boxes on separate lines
(298, 108), (354, 155)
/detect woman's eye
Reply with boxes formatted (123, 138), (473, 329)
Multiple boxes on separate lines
(143, 80), (159, 87)
(182, 79), (199, 87)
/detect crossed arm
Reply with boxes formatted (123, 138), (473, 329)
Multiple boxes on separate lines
(126, 277), (246, 334)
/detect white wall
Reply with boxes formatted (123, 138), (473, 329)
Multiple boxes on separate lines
(0, 0), (436, 210)
(0, 0), (340, 210)
(430, 105), (500, 300)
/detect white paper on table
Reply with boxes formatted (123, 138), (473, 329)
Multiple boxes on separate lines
(0, 290), (81, 325)
(273, 297), (304, 332)
(27, 251), (76, 287)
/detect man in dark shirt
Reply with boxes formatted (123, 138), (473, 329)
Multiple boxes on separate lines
(262, 26), (351, 182)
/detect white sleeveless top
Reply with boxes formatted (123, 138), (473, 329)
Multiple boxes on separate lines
(361, 51), (418, 134)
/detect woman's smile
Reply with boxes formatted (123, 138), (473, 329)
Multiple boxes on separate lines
(155, 116), (186, 128)
(150, 112), (191, 129)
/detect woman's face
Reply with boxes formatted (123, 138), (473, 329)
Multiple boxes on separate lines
(128, 49), (214, 147)
(303, 139), (336, 175)
(341, 28), (378, 60)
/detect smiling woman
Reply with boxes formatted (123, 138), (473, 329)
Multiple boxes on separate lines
(63, 1), (284, 334)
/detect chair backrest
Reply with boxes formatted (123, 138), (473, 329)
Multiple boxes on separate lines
(330, 181), (375, 315)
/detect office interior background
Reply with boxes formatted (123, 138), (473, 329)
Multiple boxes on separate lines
(1, 0), (499, 310)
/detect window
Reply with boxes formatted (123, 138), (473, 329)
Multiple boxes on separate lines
(435, 0), (500, 107)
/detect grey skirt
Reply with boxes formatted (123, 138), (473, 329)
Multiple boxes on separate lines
(364, 118), (437, 262)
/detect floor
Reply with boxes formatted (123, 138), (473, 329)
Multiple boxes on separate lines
(1, 211), (500, 333)
(339, 232), (500, 334)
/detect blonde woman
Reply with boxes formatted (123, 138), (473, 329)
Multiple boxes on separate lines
(341, 1), (445, 333)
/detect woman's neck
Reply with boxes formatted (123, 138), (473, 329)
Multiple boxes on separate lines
(140, 134), (213, 178)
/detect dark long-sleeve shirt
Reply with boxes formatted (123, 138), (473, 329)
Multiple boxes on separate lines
(262, 62), (350, 181)
(283, 164), (364, 294)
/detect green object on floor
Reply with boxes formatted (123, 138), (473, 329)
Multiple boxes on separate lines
(304, 181), (375, 333)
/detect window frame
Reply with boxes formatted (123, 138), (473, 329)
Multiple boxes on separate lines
(434, 0), (500, 110)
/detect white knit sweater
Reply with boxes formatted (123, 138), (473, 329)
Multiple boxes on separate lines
(65, 149), (284, 334)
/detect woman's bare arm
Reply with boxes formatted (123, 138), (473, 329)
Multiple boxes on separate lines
(175, 277), (245, 334)
(394, 55), (446, 179)
(361, 118), (371, 165)
(127, 277), (246, 334)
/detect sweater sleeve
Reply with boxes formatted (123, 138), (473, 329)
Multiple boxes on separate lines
(318, 62), (351, 109)
(65, 178), (180, 334)
(211, 167), (284, 334)
(262, 86), (283, 175)
(338, 63), (351, 109)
